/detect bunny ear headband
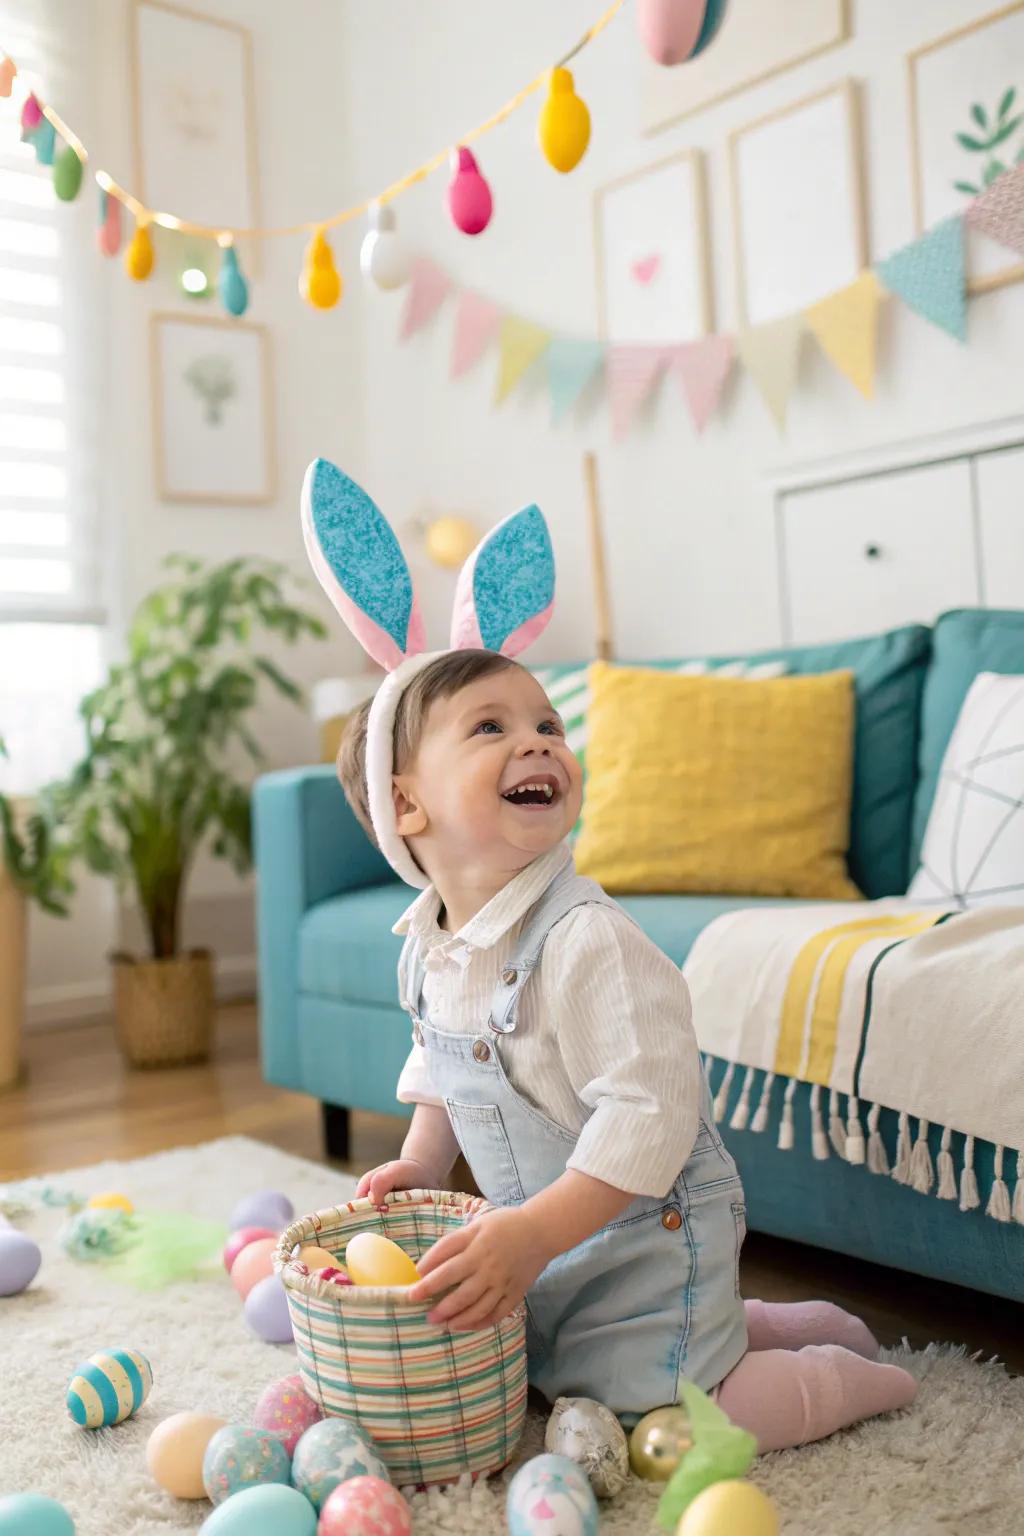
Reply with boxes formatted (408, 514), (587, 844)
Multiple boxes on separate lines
(301, 457), (556, 887)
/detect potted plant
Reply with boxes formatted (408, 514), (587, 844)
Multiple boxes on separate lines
(54, 556), (325, 1069)
(0, 742), (74, 1090)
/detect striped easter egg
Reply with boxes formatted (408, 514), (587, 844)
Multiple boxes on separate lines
(66, 1347), (153, 1429)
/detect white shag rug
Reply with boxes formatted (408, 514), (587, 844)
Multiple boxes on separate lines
(2, 1136), (1023, 1536)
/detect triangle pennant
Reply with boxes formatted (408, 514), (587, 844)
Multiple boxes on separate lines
(494, 316), (551, 404)
(805, 271), (884, 399)
(736, 314), (805, 430)
(450, 291), (502, 379)
(875, 216), (966, 342)
(546, 338), (605, 423)
(399, 257), (452, 341)
(965, 162), (1024, 259)
(669, 334), (734, 433)
(606, 346), (668, 439)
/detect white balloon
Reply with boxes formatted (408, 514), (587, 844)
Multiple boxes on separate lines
(360, 202), (410, 291)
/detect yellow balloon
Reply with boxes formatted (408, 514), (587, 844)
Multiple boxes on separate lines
(676, 1481), (779, 1536)
(301, 229), (342, 309)
(345, 1232), (419, 1287)
(425, 515), (479, 570)
(538, 67), (591, 173)
(87, 1192), (134, 1214)
(628, 1405), (694, 1481)
(125, 224), (154, 282)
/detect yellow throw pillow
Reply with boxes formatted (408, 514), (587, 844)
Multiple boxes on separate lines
(574, 662), (861, 899)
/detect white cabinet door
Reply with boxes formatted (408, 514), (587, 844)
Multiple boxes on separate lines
(781, 460), (980, 645)
(976, 446), (1024, 609)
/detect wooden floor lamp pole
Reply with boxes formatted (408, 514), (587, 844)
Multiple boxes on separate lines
(583, 451), (614, 662)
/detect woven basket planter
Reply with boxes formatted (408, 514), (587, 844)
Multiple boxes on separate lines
(274, 1190), (527, 1486)
(112, 949), (213, 1068)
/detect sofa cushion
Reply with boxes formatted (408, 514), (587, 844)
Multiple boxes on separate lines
(911, 608), (1024, 871)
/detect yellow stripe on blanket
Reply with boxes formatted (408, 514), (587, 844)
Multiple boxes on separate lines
(774, 912), (946, 1082)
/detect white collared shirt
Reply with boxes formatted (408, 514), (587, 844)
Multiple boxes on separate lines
(394, 843), (701, 1197)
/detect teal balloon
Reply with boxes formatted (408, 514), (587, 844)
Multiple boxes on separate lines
(691, 0), (729, 55)
(0, 1494), (75, 1536)
(33, 119), (56, 166)
(199, 1484), (318, 1535)
(218, 246), (249, 317)
(54, 145), (84, 202)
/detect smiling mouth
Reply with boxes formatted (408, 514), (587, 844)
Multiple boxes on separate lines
(501, 778), (559, 808)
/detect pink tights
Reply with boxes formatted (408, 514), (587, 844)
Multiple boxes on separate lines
(715, 1300), (918, 1454)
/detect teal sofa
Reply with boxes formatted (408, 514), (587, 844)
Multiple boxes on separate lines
(254, 609), (1024, 1303)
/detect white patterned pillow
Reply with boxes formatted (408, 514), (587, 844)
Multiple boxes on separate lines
(909, 672), (1024, 908)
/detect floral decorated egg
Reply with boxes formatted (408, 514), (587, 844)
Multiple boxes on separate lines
(253, 1373), (323, 1456)
(291, 1418), (389, 1511)
(202, 1424), (291, 1505)
(318, 1476), (411, 1536)
(507, 1453), (600, 1536)
(544, 1396), (630, 1498)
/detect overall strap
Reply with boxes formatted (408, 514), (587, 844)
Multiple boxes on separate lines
(397, 932), (427, 1030)
(487, 861), (626, 1036)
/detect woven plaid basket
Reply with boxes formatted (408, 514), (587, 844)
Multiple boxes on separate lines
(273, 1189), (527, 1486)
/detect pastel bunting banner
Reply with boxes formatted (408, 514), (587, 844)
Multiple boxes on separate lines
(736, 315), (805, 430)
(450, 291), (502, 379)
(876, 216), (966, 343)
(495, 316), (551, 403)
(965, 161), (1024, 260)
(545, 337), (604, 421)
(400, 257), (453, 340)
(669, 335), (734, 433)
(606, 344), (668, 439)
(805, 271), (884, 400)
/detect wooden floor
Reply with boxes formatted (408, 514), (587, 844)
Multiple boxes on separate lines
(5, 1001), (1024, 1370)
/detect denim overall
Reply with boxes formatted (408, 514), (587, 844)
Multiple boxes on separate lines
(401, 862), (749, 1417)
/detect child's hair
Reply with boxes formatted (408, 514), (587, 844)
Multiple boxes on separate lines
(337, 649), (519, 847)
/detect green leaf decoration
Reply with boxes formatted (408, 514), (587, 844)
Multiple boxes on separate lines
(984, 159), (1007, 185)
(998, 86), (1017, 119)
(988, 116), (1023, 149)
(656, 1382), (757, 1531)
(971, 102), (988, 128)
(954, 179), (981, 195)
(956, 131), (988, 152)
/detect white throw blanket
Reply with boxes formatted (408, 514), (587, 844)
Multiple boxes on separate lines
(683, 899), (1024, 1224)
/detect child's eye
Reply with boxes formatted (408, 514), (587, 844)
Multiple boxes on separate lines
(538, 719), (563, 736)
(473, 720), (502, 735)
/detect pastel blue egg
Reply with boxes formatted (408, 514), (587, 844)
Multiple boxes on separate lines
(507, 1453), (599, 1536)
(66, 1347), (153, 1429)
(203, 1424), (292, 1505)
(0, 1230), (42, 1296)
(0, 1493), (75, 1535)
(199, 1484), (317, 1535)
(292, 1418), (389, 1511)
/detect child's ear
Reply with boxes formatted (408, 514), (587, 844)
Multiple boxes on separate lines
(393, 778), (428, 837)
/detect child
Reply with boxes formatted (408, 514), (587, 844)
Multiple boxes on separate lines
(303, 458), (917, 1450)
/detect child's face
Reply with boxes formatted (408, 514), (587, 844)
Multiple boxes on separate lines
(393, 666), (583, 876)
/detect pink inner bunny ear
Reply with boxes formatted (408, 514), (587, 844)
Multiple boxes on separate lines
(300, 458), (425, 671)
(450, 504), (555, 658)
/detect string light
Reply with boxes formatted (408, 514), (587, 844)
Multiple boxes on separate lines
(180, 266), (209, 297)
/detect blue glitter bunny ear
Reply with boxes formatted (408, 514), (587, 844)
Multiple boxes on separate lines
(449, 503), (555, 657)
(300, 457), (426, 671)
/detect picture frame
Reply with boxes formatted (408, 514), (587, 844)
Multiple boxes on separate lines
(150, 312), (276, 505)
(907, 1), (1024, 296)
(639, 0), (850, 137)
(594, 149), (714, 343)
(728, 79), (868, 329)
(132, 0), (261, 266)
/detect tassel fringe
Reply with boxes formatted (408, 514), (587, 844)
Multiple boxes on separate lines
(937, 1126), (957, 1200)
(713, 1061), (735, 1124)
(1014, 1152), (1024, 1227)
(778, 1078), (797, 1151)
(960, 1136), (980, 1212)
(810, 1084), (829, 1161)
(729, 1067), (755, 1131)
(891, 1110), (912, 1186)
(910, 1118), (934, 1194)
(751, 1072), (775, 1134)
(846, 1096), (865, 1165)
(828, 1088), (847, 1161)
(986, 1145), (1012, 1223)
(867, 1102), (890, 1175)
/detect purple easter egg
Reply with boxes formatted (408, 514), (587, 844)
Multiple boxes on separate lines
(229, 1190), (294, 1233)
(245, 1274), (294, 1344)
(0, 1230), (42, 1296)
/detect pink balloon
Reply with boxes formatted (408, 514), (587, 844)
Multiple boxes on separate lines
(447, 146), (493, 236)
(635, 0), (707, 65)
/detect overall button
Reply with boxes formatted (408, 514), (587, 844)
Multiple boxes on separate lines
(661, 1207), (683, 1231)
(501, 967), (518, 985)
(472, 1040), (491, 1063)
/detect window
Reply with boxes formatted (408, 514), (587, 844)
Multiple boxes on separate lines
(0, 0), (104, 792)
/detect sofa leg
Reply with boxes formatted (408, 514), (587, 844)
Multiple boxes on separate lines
(321, 1101), (351, 1162)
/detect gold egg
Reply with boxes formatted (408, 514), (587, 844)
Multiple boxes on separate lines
(628, 1405), (694, 1482)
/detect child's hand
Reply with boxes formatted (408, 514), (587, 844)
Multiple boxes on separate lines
(409, 1207), (551, 1331)
(356, 1158), (437, 1205)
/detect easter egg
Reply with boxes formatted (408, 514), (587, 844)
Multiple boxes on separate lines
(223, 1225), (275, 1272)
(345, 1232), (419, 1287)
(199, 1483), (317, 1536)
(253, 1373), (323, 1455)
(229, 1189), (294, 1233)
(677, 1479), (780, 1536)
(202, 1424), (292, 1505)
(629, 1404), (694, 1480)
(146, 1411), (227, 1498)
(66, 1347), (152, 1429)
(296, 1244), (341, 1270)
(292, 1418), (389, 1511)
(231, 1237), (277, 1299)
(245, 1273), (294, 1344)
(319, 1476), (411, 1536)
(0, 1229), (42, 1296)
(507, 1453), (599, 1536)
(544, 1396), (630, 1498)
(0, 1493), (75, 1535)
(316, 1266), (353, 1287)
(87, 1191), (134, 1214)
